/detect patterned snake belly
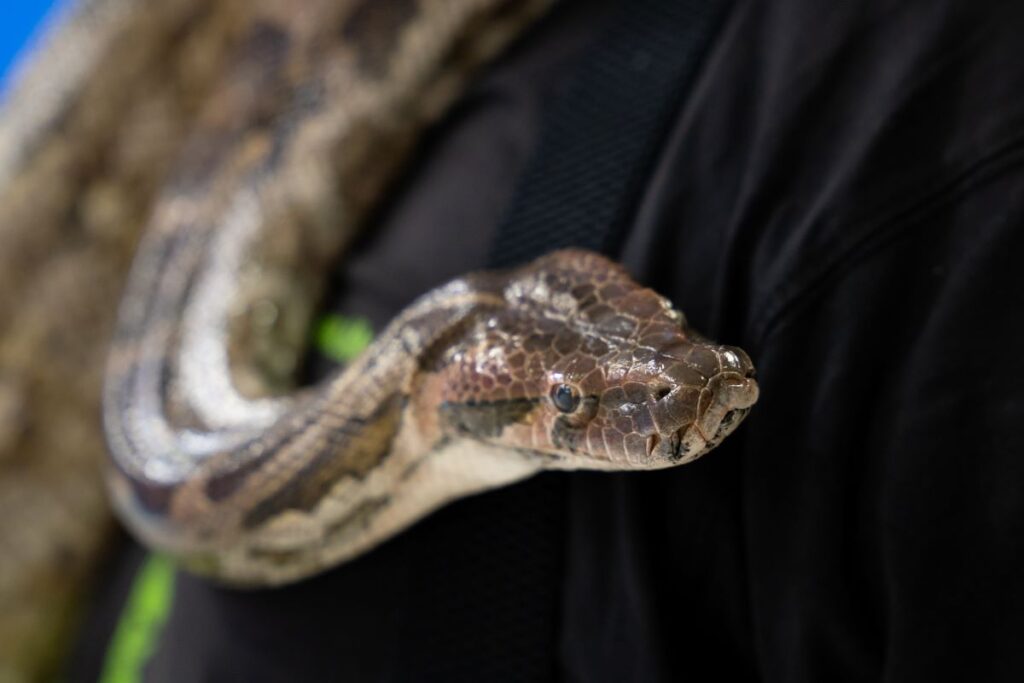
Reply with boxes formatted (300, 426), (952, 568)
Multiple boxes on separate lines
(102, 0), (760, 586)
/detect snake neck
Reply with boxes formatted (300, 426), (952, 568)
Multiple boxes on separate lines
(103, 0), (554, 485)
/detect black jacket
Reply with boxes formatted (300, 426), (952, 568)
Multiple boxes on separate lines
(77, 0), (1024, 680)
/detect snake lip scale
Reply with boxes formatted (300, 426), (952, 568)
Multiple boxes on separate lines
(100, 0), (761, 586)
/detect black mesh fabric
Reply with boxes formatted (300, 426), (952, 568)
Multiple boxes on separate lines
(489, 0), (733, 267)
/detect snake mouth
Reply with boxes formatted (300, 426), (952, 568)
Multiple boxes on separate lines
(715, 407), (749, 438)
(645, 405), (753, 465)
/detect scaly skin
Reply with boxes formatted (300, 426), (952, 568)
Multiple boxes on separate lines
(97, 0), (758, 587)
(107, 250), (758, 585)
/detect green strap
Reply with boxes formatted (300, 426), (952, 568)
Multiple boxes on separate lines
(100, 313), (374, 681)
(314, 313), (374, 364)
(98, 555), (174, 683)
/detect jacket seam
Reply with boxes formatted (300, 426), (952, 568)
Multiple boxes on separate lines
(750, 134), (1024, 348)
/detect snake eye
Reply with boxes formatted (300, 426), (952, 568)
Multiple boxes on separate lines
(551, 384), (580, 413)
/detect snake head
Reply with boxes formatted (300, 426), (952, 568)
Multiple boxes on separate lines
(437, 250), (759, 469)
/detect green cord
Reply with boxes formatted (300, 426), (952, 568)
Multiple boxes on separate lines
(314, 313), (374, 364)
(100, 314), (374, 679)
(98, 555), (174, 683)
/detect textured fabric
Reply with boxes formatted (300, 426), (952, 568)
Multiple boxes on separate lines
(489, 0), (732, 266)
(72, 0), (1024, 680)
(559, 1), (1024, 680)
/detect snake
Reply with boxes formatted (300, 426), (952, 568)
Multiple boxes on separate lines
(101, 0), (760, 586)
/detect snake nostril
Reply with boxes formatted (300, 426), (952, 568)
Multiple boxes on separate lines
(653, 387), (672, 401)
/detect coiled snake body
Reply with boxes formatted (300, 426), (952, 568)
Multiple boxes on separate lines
(103, 0), (759, 586)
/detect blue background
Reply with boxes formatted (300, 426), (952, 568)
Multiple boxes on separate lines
(1, 1), (61, 88)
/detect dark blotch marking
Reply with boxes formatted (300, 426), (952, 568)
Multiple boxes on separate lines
(129, 479), (174, 515)
(341, 0), (418, 77)
(205, 451), (272, 502)
(241, 395), (403, 530)
(441, 398), (539, 439)
(203, 405), (334, 503)
(550, 416), (582, 453)
(549, 395), (600, 453)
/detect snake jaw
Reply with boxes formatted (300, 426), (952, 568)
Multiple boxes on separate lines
(678, 371), (759, 463)
(641, 373), (758, 465)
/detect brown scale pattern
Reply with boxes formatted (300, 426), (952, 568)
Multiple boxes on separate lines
(436, 251), (759, 468)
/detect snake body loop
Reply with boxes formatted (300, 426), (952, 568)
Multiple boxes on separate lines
(103, 0), (759, 585)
